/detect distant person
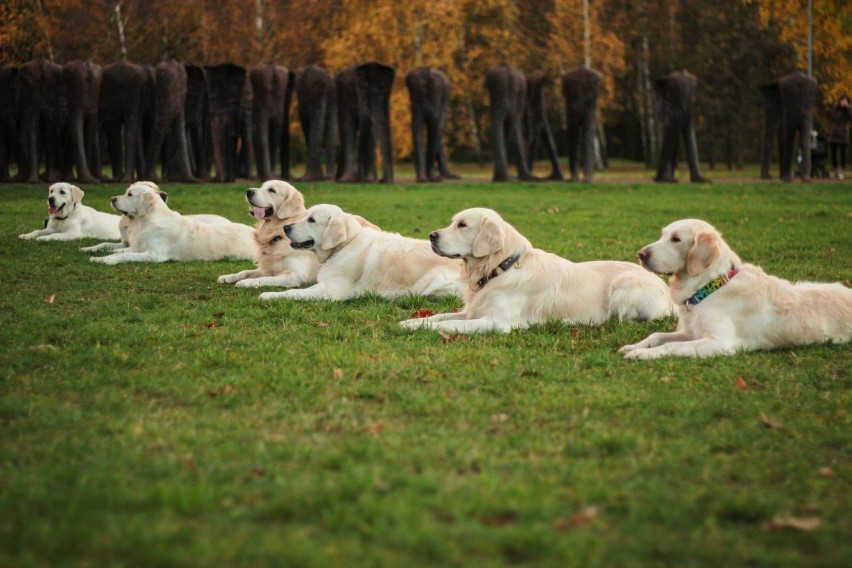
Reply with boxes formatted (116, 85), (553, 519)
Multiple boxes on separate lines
(827, 94), (850, 180)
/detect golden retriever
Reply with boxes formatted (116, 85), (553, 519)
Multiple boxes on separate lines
(89, 182), (255, 265)
(81, 185), (231, 253)
(258, 204), (464, 301)
(620, 218), (852, 358)
(19, 182), (121, 241)
(399, 207), (673, 333)
(217, 180), (320, 288)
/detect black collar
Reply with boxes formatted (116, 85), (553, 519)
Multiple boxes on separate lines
(476, 251), (523, 289)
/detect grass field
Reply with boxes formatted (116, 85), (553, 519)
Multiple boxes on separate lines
(1, 169), (850, 567)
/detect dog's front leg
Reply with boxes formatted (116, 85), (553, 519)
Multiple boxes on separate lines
(90, 251), (160, 264)
(81, 242), (126, 252)
(218, 268), (262, 285)
(37, 231), (82, 241)
(259, 283), (331, 301)
(419, 317), (511, 334)
(236, 272), (309, 289)
(399, 311), (467, 330)
(619, 330), (691, 353)
(19, 228), (54, 240)
(624, 337), (737, 359)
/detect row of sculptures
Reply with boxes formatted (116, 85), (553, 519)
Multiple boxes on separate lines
(0, 59), (818, 185)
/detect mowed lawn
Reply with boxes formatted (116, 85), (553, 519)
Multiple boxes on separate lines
(1, 177), (850, 567)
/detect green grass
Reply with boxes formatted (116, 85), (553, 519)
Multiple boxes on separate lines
(1, 174), (850, 567)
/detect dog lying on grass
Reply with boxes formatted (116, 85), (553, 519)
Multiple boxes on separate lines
(258, 204), (464, 301)
(19, 182), (121, 242)
(620, 218), (852, 358)
(89, 182), (255, 265)
(399, 207), (674, 333)
(217, 180), (320, 289)
(81, 183), (232, 253)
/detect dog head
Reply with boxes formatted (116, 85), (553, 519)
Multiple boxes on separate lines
(283, 204), (363, 261)
(638, 219), (733, 277)
(111, 181), (168, 218)
(246, 180), (306, 221)
(429, 208), (531, 284)
(47, 182), (84, 218)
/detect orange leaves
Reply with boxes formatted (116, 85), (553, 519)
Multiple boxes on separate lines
(735, 376), (748, 391)
(554, 506), (601, 531)
(409, 309), (434, 319)
(763, 516), (821, 532)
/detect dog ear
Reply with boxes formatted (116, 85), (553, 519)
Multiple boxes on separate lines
(321, 215), (359, 250)
(686, 231), (720, 275)
(137, 191), (160, 217)
(472, 217), (504, 258)
(70, 185), (84, 204)
(353, 215), (380, 230)
(276, 190), (305, 219)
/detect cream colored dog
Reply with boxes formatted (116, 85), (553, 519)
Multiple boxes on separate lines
(258, 204), (463, 301)
(81, 186), (231, 253)
(19, 182), (121, 241)
(217, 180), (320, 289)
(620, 219), (852, 358)
(89, 182), (255, 264)
(399, 208), (673, 333)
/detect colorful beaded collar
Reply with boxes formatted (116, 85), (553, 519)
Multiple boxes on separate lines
(685, 266), (739, 309)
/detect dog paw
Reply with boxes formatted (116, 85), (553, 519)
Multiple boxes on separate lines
(623, 348), (659, 360)
(259, 291), (286, 301)
(18, 233), (35, 240)
(217, 275), (238, 285)
(398, 319), (425, 330)
(89, 256), (106, 264)
(618, 343), (639, 354)
(234, 279), (260, 289)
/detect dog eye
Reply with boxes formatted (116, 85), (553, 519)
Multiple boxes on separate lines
(670, 235), (681, 243)
(457, 221), (467, 228)
(268, 188), (276, 194)
(307, 217), (315, 223)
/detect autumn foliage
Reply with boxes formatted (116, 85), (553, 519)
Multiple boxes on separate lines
(1, 0), (849, 164)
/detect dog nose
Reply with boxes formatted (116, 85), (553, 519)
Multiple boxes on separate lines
(638, 248), (650, 261)
(111, 196), (117, 204)
(429, 231), (439, 241)
(246, 189), (255, 197)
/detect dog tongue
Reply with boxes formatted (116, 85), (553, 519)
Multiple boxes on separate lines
(49, 206), (59, 215)
(251, 206), (267, 220)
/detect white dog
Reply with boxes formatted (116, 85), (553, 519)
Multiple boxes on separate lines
(89, 182), (255, 264)
(81, 185), (231, 253)
(19, 182), (121, 241)
(217, 180), (320, 288)
(399, 208), (673, 333)
(258, 204), (464, 301)
(620, 219), (852, 358)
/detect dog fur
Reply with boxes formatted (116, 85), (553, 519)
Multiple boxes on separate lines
(258, 204), (463, 301)
(399, 207), (673, 333)
(19, 182), (121, 241)
(620, 218), (852, 358)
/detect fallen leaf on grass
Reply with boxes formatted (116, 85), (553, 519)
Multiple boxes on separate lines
(29, 344), (59, 352)
(206, 321), (217, 328)
(819, 467), (835, 478)
(364, 423), (384, 435)
(439, 331), (469, 344)
(316, 321), (329, 329)
(250, 467), (265, 477)
(759, 413), (784, 430)
(554, 506), (600, 530)
(332, 368), (344, 380)
(207, 385), (235, 398)
(763, 517), (821, 532)
(43, 294), (56, 304)
(736, 376), (749, 391)
(491, 413), (509, 423)
(409, 309), (434, 319)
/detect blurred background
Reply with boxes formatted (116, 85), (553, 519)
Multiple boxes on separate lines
(1, 0), (849, 170)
